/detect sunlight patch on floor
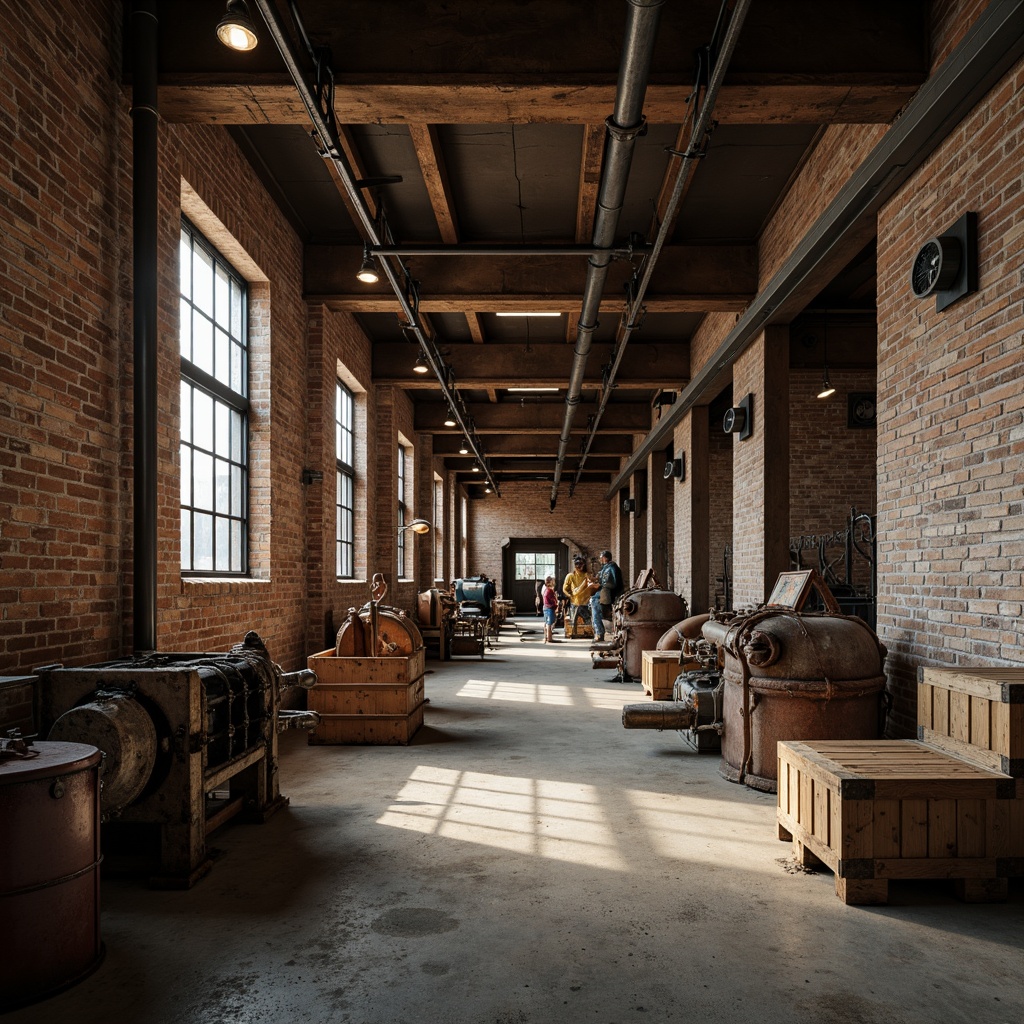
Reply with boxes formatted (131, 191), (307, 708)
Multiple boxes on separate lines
(456, 678), (575, 705)
(378, 765), (628, 869)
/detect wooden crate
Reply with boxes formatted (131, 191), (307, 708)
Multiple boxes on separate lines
(777, 739), (1022, 905)
(918, 666), (1024, 776)
(306, 649), (426, 745)
(641, 650), (682, 700)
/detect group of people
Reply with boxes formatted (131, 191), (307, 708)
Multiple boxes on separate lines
(538, 550), (623, 644)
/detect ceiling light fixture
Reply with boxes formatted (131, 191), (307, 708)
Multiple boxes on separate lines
(458, 442), (469, 455)
(356, 245), (379, 284)
(413, 353), (429, 375)
(443, 408), (457, 428)
(817, 316), (835, 399)
(484, 485), (492, 494)
(472, 464), (480, 473)
(216, 0), (259, 51)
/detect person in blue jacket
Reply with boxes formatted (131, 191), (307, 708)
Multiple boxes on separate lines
(589, 550), (623, 642)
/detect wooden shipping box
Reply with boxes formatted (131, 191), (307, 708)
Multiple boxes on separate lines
(777, 739), (1022, 905)
(307, 649), (426, 745)
(917, 666), (1024, 777)
(641, 650), (682, 700)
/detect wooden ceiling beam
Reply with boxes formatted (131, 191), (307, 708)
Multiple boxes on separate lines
(156, 77), (922, 126)
(373, 341), (688, 388)
(415, 401), (651, 434)
(305, 244), (755, 311)
(434, 434), (632, 456)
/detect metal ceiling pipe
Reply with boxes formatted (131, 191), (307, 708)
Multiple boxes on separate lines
(549, 0), (664, 511)
(131, 0), (159, 654)
(606, 0), (1024, 498)
(570, 0), (751, 496)
(370, 244), (647, 258)
(252, 0), (500, 495)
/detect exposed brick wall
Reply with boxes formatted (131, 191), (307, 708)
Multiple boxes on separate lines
(468, 481), (612, 596)
(759, 125), (887, 288)
(788, 367), (877, 595)
(876, 50), (1024, 736)
(0, 1), (129, 673)
(305, 306), (377, 650)
(707, 408), (734, 608)
(730, 329), (790, 608)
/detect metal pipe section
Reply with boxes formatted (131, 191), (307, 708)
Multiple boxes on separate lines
(621, 702), (696, 730)
(606, 0), (1024, 499)
(370, 244), (646, 258)
(549, 0), (664, 511)
(252, 0), (501, 494)
(569, 0), (751, 496)
(131, 1), (159, 654)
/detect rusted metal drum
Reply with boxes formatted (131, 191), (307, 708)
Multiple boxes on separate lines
(48, 694), (157, 815)
(618, 589), (689, 680)
(0, 741), (104, 1008)
(709, 611), (887, 792)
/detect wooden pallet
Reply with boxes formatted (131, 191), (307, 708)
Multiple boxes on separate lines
(777, 739), (1023, 905)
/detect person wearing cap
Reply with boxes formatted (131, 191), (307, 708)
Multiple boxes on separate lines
(562, 554), (599, 638)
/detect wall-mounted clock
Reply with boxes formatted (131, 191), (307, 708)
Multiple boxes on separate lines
(723, 393), (754, 441)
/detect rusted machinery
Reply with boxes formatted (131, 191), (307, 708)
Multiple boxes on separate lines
(592, 573), (689, 682)
(623, 572), (888, 792)
(416, 587), (458, 659)
(36, 631), (317, 887)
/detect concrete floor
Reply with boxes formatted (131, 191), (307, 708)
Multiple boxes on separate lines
(9, 621), (1024, 1024)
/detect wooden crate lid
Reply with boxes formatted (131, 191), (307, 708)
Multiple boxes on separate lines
(918, 666), (1024, 703)
(778, 739), (1017, 800)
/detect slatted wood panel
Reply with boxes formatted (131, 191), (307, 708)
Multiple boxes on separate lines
(777, 739), (1020, 905)
(918, 667), (1024, 776)
(307, 650), (426, 745)
(641, 651), (682, 700)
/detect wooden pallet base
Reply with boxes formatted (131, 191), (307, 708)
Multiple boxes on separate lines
(777, 739), (1021, 905)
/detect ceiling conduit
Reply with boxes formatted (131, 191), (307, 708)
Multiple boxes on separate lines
(606, 0), (1024, 499)
(569, 0), (751, 498)
(549, 0), (664, 512)
(252, 0), (501, 494)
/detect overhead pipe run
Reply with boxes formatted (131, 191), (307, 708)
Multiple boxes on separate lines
(606, 0), (1024, 498)
(549, 0), (665, 512)
(569, 0), (751, 498)
(251, 0), (501, 495)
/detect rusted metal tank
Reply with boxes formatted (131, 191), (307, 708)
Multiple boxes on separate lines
(0, 740), (104, 1009)
(655, 612), (710, 651)
(617, 589), (689, 680)
(703, 609), (887, 792)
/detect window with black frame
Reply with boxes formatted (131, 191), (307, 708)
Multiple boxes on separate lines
(336, 381), (355, 578)
(179, 218), (248, 576)
(397, 443), (407, 577)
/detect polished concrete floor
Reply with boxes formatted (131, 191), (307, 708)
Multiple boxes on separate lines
(9, 620), (1024, 1024)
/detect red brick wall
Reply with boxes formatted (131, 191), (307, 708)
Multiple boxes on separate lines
(0, 1), (129, 672)
(876, 52), (1024, 735)
(468, 481), (612, 596)
(707, 408), (733, 608)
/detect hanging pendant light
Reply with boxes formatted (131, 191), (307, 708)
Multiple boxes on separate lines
(817, 315), (835, 399)
(216, 0), (259, 51)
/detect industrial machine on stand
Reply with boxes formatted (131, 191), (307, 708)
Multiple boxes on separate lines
(623, 570), (889, 792)
(35, 631), (318, 887)
(590, 571), (688, 682)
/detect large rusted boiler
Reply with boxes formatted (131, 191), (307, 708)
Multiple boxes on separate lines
(599, 585), (689, 681)
(622, 575), (888, 792)
(704, 607), (887, 791)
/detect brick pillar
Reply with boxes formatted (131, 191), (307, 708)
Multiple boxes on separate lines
(731, 326), (790, 606)
(675, 409), (710, 613)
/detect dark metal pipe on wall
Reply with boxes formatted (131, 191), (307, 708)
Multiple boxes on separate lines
(131, 1), (159, 654)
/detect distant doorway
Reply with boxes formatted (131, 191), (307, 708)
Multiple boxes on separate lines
(502, 539), (568, 615)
